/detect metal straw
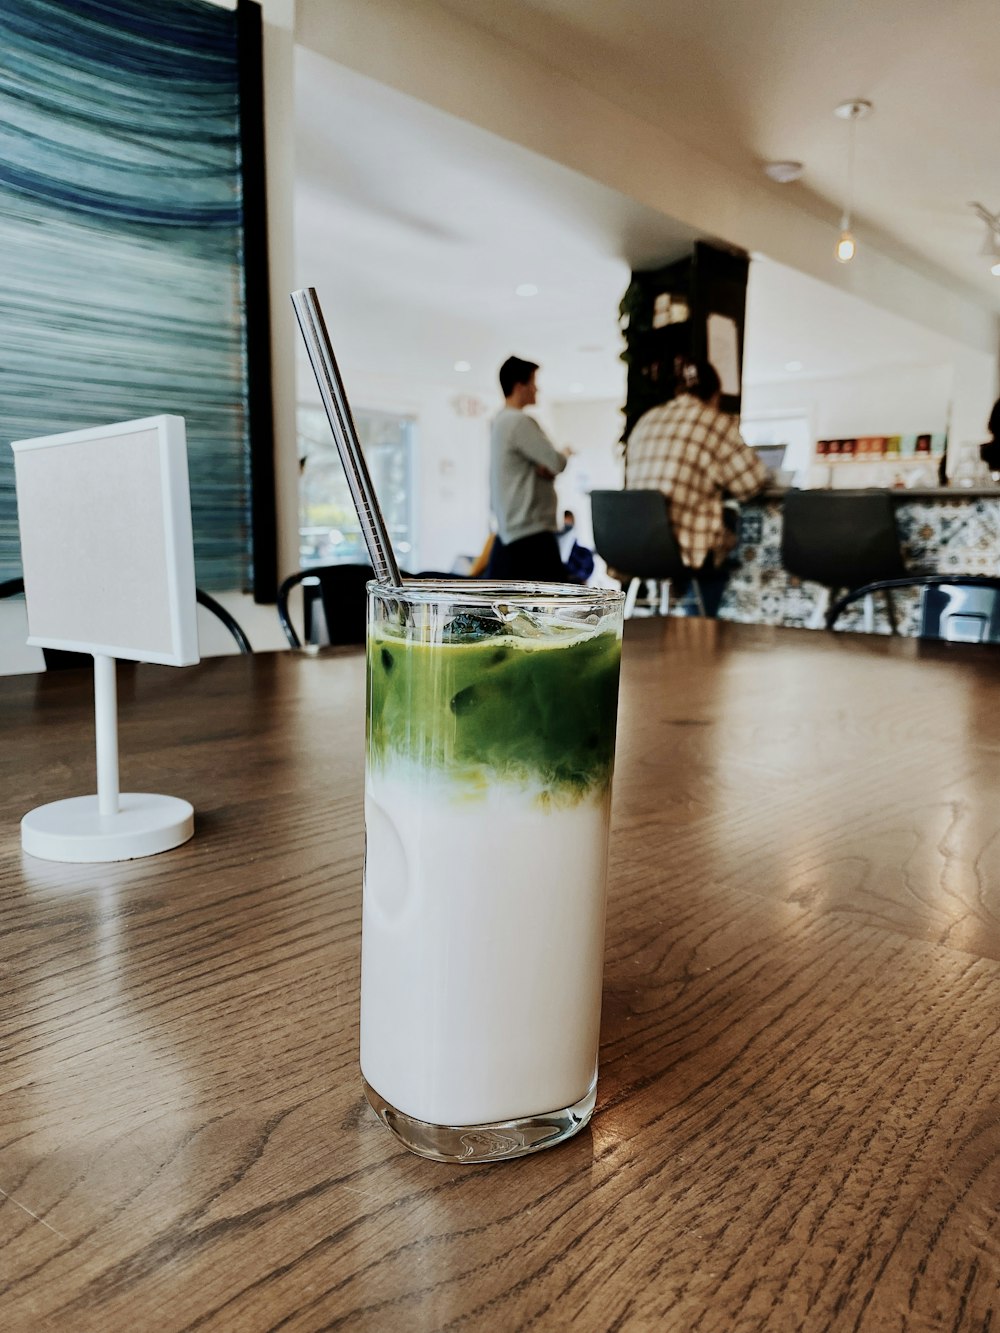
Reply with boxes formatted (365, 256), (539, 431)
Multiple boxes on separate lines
(290, 288), (403, 587)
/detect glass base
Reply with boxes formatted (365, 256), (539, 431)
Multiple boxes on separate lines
(362, 1074), (597, 1164)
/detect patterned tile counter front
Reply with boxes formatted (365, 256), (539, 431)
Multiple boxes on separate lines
(719, 489), (1000, 634)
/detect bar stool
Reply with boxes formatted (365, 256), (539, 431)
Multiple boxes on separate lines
(780, 490), (907, 632)
(590, 490), (705, 617)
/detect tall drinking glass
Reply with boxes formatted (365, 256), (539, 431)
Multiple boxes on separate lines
(362, 580), (624, 1163)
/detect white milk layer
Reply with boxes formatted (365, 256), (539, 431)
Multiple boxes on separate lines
(360, 771), (611, 1127)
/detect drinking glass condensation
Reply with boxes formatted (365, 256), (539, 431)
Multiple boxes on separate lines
(361, 580), (624, 1163)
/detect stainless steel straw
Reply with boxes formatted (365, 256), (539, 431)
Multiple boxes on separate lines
(290, 288), (403, 587)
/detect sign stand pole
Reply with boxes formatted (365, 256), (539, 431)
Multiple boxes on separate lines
(20, 656), (194, 863)
(95, 653), (120, 817)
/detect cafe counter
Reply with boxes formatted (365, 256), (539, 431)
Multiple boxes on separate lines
(720, 486), (1000, 632)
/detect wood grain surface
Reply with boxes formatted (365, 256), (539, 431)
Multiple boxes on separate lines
(1, 619), (998, 1331)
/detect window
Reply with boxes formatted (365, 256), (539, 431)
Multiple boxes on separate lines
(297, 406), (414, 569)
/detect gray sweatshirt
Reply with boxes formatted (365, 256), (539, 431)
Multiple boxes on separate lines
(489, 408), (567, 544)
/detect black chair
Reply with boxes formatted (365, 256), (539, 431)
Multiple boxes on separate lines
(0, 577), (252, 663)
(194, 589), (253, 654)
(827, 575), (1000, 643)
(590, 489), (703, 617)
(781, 491), (907, 631)
(277, 565), (469, 650)
(277, 563), (375, 649)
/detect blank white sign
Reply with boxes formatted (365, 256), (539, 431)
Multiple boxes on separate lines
(12, 415), (199, 665)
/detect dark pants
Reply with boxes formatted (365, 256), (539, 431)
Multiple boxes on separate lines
(687, 561), (730, 617)
(485, 531), (569, 582)
(681, 509), (739, 617)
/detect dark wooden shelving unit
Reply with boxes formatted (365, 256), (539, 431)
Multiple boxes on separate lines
(620, 241), (750, 440)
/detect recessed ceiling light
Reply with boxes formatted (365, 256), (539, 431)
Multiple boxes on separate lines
(785, 360), (803, 372)
(454, 360), (471, 372)
(515, 283), (539, 297)
(763, 160), (804, 184)
(834, 99), (872, 120)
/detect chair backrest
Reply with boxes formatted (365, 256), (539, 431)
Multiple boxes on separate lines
(0, 577), (252, 662)
(826, 574), (1000, 642)
(277, 564), (374, 649)
(920, 581), (1000, 643)
(781, 491), (906, 590)
(195, 589), (253, 654)
(590, 490), (688, 580)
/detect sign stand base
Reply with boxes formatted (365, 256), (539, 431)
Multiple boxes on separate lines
(21, 654), (195, 863)
(21, 793), (194, 863)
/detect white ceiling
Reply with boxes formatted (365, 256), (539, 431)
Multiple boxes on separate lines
(295, 51), (699, 403)
(435, 0), (1000, 309)
(294, 32), (991, 405)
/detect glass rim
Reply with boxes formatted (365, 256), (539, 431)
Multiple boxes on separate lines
(367, 579), (624, 609)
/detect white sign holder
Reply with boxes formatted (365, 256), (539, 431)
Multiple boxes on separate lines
(12, 415), (200, 862)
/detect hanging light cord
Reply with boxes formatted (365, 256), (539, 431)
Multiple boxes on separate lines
(843, 111), (857, 232)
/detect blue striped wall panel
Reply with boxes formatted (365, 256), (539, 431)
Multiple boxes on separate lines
(0, 0), (251, 590)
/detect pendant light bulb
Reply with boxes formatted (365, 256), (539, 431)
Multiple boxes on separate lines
(836, 230), (856, 264)
(833, 100), (871, 266)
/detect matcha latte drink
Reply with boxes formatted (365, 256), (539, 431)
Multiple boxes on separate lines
(362, 580), (624, 1163)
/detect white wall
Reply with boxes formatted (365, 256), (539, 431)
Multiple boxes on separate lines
(740, 414), (814, 481)
(0, 601), (43, 673)
(547, 399), (626, 548)
(742, 363), (955, 441)
(743, 346), (997, 487)
(950, 350), (1000, 457)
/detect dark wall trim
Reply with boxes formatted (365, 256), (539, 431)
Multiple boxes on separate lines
(237, 0), (278, 602)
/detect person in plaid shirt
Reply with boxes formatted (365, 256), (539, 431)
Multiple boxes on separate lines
(625, 360), (768, 614)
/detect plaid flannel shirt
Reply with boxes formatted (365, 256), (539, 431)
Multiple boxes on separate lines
(625, 396), (768, 570)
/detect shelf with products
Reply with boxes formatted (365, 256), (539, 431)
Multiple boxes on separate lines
(822, 453), (943, 465)
(816, 432), (946, 463)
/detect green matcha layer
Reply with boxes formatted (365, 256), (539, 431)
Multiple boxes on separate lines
(367, 628), (621, 799)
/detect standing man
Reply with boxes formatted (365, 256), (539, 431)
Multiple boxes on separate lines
(625, 359), (768, 615)
(487, 356), (571, 581)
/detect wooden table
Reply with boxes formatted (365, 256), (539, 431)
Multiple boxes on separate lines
(2, 620), (998, 1330)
